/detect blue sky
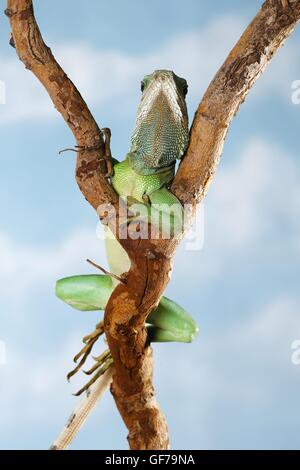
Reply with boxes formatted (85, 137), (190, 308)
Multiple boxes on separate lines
(0, 0), (300, 450)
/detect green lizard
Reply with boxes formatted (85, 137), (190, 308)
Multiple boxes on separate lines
(52, 70), (198, 449)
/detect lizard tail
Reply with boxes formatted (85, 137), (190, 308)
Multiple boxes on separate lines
(50, 367), (113, 450)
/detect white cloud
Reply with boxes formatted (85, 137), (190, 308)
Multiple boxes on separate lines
(207, 138), (300, 249)
(0, 135), (299, 447)
(0, 55), (56, 124)
(252, 40), (300, 101)
(155, 294), (300, 448)
(0, 227), (116, 448)
(0, 334), (79, 423)
(0, 14), (244, 124)
(2, 12), (298, 125)
(1, 137), (298, 311)
(0, 226), (106, 302)
(52, 16), (300, 111)
(49, 14), (246, 112)
(171, 137), (300, 295)
(0, 15), (299, 124)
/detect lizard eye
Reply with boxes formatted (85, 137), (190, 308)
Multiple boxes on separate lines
(141, 81), (145, 92)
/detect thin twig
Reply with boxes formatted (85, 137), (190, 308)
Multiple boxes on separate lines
(58, 148), (77, 155)
(86, 258), (126, 284)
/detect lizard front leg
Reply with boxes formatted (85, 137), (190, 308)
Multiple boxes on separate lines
(124, 188), (185, 239)
(101, 127), (114, 177)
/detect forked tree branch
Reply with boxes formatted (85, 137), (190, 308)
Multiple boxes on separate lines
(5, 0), (300, 450)
(172, 0), (300, 210)
(5, 0), (117, 210)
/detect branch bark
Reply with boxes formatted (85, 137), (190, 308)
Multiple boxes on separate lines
(5, 0), (300, 450)
(5, 0), (117, 210)
(172, 0), (300, 210)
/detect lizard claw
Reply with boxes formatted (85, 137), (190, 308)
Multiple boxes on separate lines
(83, 349), (111, 375)
(67, 321), (114, 395)
(73, 355), (113, 396)
(67, 321), (105, 381)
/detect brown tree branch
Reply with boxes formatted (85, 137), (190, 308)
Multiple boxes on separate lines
(172, 0), (300, 211)
(5, 0), (117, 210)
(5, 0), (170, 450)
(5, 0), (300, 450)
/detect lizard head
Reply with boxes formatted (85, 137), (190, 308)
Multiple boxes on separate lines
(128, 70), (189, 175)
